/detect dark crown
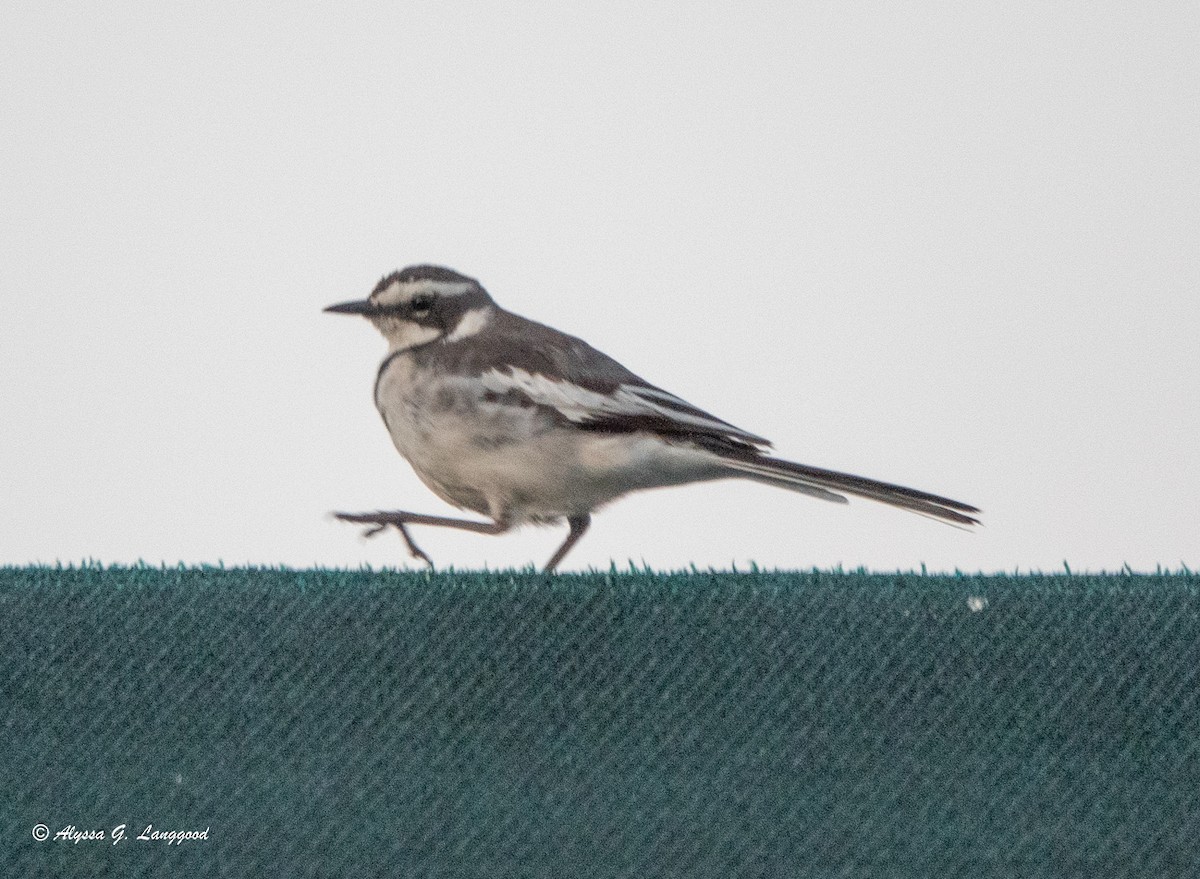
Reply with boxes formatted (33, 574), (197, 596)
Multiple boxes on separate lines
(372, 265), (478, 296)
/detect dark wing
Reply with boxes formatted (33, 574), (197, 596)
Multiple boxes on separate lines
(426, 309), (771, 449)
(421, 309), (982, 525)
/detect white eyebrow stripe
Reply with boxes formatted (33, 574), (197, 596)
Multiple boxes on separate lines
(373, 278), (475, 307)
(477, 368), (768, 443)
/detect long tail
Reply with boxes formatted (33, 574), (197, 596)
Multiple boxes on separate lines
(717, 452), (981, 527)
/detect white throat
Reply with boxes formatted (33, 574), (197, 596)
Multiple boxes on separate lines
(378, 317), (442, 353)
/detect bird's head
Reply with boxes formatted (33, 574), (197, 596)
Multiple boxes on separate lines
(325, 265), (495, 352)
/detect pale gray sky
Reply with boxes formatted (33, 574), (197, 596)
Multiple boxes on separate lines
(2, 3), (1196, 572)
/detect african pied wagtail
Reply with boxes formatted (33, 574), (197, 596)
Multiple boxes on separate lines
(326, 266), (979, 571)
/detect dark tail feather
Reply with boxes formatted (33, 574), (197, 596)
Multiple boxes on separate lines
(719, 453), (981, 527)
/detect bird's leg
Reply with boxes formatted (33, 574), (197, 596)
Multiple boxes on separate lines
(334, 510), (510, 568)
(543, 514), (591, 573)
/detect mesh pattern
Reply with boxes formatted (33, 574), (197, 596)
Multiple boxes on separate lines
(3, 566), (1199, 877)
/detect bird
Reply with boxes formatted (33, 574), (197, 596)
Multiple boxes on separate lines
(326, 265), (979, 571)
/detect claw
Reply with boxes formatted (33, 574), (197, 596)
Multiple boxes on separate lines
(392, 523), (435, 568)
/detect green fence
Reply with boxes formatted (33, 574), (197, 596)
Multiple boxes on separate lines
(3, 565), (1198, 877)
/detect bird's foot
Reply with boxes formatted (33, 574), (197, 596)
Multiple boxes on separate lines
(334, 511), (435, 568)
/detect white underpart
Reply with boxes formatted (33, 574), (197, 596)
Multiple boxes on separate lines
(381, 320), (441, 353)
(372, 278), (475, 308)
(478, 367), (767, 443)
(445, 306), (494, 342)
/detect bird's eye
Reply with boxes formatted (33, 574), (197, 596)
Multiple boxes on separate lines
(410, 294), (435, 314)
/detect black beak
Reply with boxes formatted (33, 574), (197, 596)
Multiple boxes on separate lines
(324, 299), (374, 315)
